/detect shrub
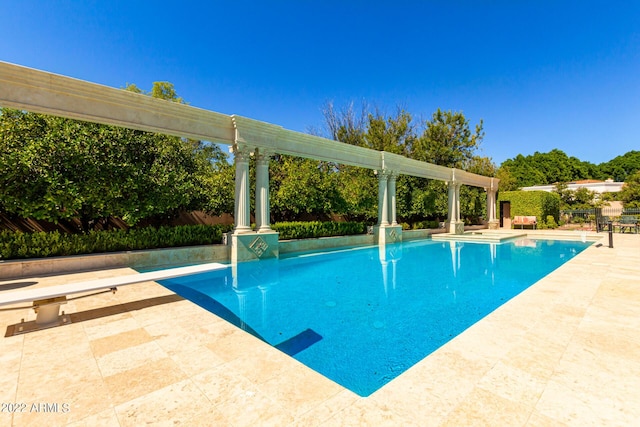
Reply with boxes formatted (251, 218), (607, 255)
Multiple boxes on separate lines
(545, 215), (558, 229)
(412, 220), (440, 229)
(0, 224), (232, 260)
(272, 221), (366, 240)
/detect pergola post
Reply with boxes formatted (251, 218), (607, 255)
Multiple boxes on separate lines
(377, 170), (390, 226)
(229, 145), (279, 263)
(376, 169), (402, 245)
(387, 172), (398, 226)
(255, 148), (272, 233)
(446, 181), (464, 234)
(486, 189), (499, 229)
(231, 145), (251, 234)
(486, 178), (499, 230)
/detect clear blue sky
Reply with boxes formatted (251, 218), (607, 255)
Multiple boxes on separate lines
(1, 1), (638, 166)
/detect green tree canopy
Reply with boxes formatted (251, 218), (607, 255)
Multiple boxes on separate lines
(411, 108), (484, 168)
(497, 149), (640, 189)
(598, 151), (640, 182)
(317, 102), (490, 223)
(0, 82), (229, 231)
(619, 170), (640, 208)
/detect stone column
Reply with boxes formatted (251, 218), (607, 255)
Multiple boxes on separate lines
(486, 188), (499, 229)
(377, 170), (389, 226)
(454, 183), (461, 222)
(447, 181), (463, 234)
(446, 181), (456, 223)
(255, 149), (272, 233)
(387, 172), (398, 226)
(232, 146), (251, 234)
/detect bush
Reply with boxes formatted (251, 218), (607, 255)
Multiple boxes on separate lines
(0, 224), (232, 260)
(272, 221), (366, 240)
(545, 215), (558, 229)
(412, 220), (440, 229)
(498, 190), (560, 225)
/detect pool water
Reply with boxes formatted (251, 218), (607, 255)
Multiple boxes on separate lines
(159, 238), (590, 396)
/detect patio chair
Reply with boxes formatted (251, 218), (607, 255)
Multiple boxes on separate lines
(597, 216), (611, 232)
(617, 215), (639, 234)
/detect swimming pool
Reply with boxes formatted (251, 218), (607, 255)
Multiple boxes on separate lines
(159, 238), (591, 396)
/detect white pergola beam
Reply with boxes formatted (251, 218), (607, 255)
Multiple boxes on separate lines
(0, 61), (498, 191)
(232, 115), (382, 169)
(0, 61), (235, 144)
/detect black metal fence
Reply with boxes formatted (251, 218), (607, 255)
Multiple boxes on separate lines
(561, 207), (640, 232)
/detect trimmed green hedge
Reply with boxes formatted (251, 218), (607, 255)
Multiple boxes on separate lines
(272, 221), (366, 240)
(498, 190), (560, 228)
(0, 224), (232, 260)
(0, 221), (369, 260)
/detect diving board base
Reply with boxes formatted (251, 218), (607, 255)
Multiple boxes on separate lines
(34, 296), (68, 324)
(6, 313), (72, 336)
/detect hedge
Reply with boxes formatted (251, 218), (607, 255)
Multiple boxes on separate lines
(0, 224), (232, 260)
(497, 190), (560, 228)
(0, 221), (369, 260)
(271, 221), (366, 240)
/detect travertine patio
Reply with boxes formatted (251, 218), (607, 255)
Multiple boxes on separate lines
(1, 231), (639, 426)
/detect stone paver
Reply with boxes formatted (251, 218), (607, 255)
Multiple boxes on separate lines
(0, 231), (638, 426)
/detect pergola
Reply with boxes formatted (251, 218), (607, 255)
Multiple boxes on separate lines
(0, 61), (499, 262)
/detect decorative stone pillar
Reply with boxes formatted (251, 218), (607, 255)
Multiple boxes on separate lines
(375, 170), (402, 245)
(377, 170), (389, 226)
(486, 188), (499, 230)
(229, 146), (279, 264)
(446, 181), (464, 234)
(387, 172), (398, 226)
(231, 145), (252, 234)
(255, 149), (272, 233)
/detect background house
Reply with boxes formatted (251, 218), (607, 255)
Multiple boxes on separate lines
(521, 179), (624, 194)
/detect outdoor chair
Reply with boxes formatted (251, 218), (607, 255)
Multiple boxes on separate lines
(617, 215), (639, 234)
(597, 216), (611, 232)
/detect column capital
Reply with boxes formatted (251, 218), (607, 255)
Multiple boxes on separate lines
(254, 147), (273, 163)
(375, 169), (393, 179)
(231, 144), (251, 163)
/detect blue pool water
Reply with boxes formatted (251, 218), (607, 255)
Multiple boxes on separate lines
(159, 238), (590, 396)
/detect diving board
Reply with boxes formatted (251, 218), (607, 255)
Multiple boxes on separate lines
(0, 262), (227, 326)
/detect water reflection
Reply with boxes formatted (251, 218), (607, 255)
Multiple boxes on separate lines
(378, 243), (402, 298)
(231, 259), (279, 332)
(448, 240), (463, 278)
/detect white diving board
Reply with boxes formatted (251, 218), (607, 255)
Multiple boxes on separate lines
(0, 262), (228, 326)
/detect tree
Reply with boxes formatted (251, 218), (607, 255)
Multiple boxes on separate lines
(0, 82), (225, 231)
(411, 108), (484, 168)
(269, 155), (345, 221)
(554, 182), (598, 210)
(598, 151), (640, 182)
(495, 165), (519, 191)
(500, 154), (553, 187)
(498, 149), (640, 189)
(320, 103), (489, 224)
(619, 170), (640, 208)
(321, 102), (414, 222)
